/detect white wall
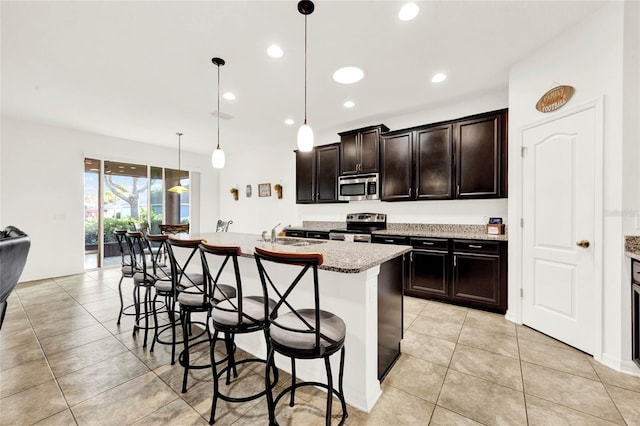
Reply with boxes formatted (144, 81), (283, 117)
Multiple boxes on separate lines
(218, 91), (509, 233)
(508, 1), (640, 373)
(0, 116), (221, 281)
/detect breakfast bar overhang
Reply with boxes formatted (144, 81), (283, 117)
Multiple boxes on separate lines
(182, 232), (411, 412)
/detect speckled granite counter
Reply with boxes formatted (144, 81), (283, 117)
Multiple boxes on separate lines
(625, 235), (640, 261)
(294, 222), (509, 241)
(179, 232), (411, 274)
(373, 225), (508, 241)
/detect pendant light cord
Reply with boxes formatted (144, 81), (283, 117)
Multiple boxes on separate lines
(216, 63), (221, 150)
(304, 14), (307, 125)
(177, 132), (182, 171)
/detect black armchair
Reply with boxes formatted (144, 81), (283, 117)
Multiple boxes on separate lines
(0, 226), (31, 330)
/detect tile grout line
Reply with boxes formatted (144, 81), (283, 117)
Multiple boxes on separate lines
(12, 281), (80, 425)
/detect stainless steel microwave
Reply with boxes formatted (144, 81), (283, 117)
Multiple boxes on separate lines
(338, 173), (379, 201)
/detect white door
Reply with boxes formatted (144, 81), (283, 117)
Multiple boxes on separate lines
(521, 103), (600, 354)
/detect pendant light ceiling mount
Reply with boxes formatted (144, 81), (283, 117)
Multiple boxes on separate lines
(296, 0), (314, 152)
(298, 0), (314, 15)
(211, 57), (226, 169)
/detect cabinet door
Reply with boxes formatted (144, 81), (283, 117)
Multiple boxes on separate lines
(451, 253), (502, 310)
(340, 133), (359, 174)
(316, 144), (340, 203)
(359, 128), (380, 173)
(295, 150), (315, 204)
(633, 282), (640, 368)
(410, 250), (450, 300)
(415, 125), (453, 199)
(380, 132), (413, 201)
(455, 113), (501, 198)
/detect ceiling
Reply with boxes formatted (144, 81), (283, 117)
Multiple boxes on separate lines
(1, 1), (607, 157)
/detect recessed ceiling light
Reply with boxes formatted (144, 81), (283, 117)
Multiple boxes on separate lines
(223, 92), (236, 100)
(333, 67), (364, 84)
(284, 118), (294, 125)
(431, 72), (447, 83)
(344, 101), (355, 108)
(398, 3), (420, 21)
(267, 44), (284, 58)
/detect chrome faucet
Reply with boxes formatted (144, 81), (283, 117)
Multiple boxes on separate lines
(261, 231), (268, 243)
(271, 223), (281, 243)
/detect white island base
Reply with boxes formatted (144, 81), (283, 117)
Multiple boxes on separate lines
(223, 256), (401, 413)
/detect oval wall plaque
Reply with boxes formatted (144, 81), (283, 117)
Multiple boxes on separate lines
(536, 85), (575, 113)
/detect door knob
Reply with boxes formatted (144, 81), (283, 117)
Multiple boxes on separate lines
(576, 240), (590, 248)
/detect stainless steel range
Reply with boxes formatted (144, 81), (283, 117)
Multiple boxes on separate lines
(329, 213), (387, 243)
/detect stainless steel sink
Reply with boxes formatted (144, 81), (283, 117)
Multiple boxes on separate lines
(259, 238), (326, 247)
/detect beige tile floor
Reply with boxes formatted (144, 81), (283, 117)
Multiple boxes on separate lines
(2, 268), (640, 425)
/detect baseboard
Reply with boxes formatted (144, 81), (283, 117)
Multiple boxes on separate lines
(599, 353), (640, 377)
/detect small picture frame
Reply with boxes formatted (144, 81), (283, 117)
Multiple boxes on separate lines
(258, 183), (271, 197)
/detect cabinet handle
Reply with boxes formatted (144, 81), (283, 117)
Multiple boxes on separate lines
(457, 184), (460, 197)
(316, 192), (320, 201)
(408, 187), (412, 198)
(454, 255), (457, 267)
(410, 252), (413, 262)
(469, 244), (483, 249)
(422, 242), (434, 246)
(384, 239), (395, 243)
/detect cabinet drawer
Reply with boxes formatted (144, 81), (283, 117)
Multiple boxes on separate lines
(306, 231), (330, 240)
(372, 235), (410, 245)
(633, 259), (640, 285)
(284, 230), (306, 238)
(453, 240), (500, 255)
(411, 238), (449, 251)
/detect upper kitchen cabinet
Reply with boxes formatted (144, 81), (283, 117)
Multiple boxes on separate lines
(454, 109), (508, 199)
(380, 108), (507, 202)
(295, 143), (343, 204)
(339, 124), (389, 175)
(380, 123), (453, 201)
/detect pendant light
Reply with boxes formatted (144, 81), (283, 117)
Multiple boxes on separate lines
(211, 57), (226, 168)
(297, 0), (314, 152)
(168, 132), (189, 193)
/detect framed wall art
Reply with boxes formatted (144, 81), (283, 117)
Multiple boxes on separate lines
(258, 183), (271, 197)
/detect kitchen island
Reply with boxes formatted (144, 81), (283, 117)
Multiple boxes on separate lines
(178, 232), (411, 412)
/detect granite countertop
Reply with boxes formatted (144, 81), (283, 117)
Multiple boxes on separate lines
(176, 232), (411, 274)
(625, 235), (640, 261)
(293, 222), (509, 241)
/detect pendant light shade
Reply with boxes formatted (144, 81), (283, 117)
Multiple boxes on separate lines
(297, 121), (314, 152)
(211, 147), (225, 168)
(168, 132), (189, 193)
(297, 1), (314, 152)
(211, 57), (226, 169)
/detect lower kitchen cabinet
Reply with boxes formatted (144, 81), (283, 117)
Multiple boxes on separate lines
(632, 259), (640, 368)
(408, 238), (450, 301)
(374, 235), (508, 313)
(451, 240), (507, 312)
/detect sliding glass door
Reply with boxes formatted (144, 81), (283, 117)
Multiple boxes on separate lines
(83, 158), (192, 269)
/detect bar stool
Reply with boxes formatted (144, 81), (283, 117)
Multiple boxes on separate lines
(125, 231), (161, 347)
(199, 242), (278, 424)
(166, 236), (237, 393)
(145, 233), (179, 364)
(254, 246), (348, 426)
(114, 229), (135, 325)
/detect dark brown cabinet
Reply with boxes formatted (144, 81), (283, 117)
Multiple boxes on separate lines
(374, 234), (507, 313)
(454, 111), (507, 199)
(295, 143), (342, 204)
(380, 109), (507, 202)
(380, 124), (453, 201)
(632, 259), (640, 368)
(451, 240), (507, 312)
(339, 124), (389, 175)
(408, 238), (450, 301)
